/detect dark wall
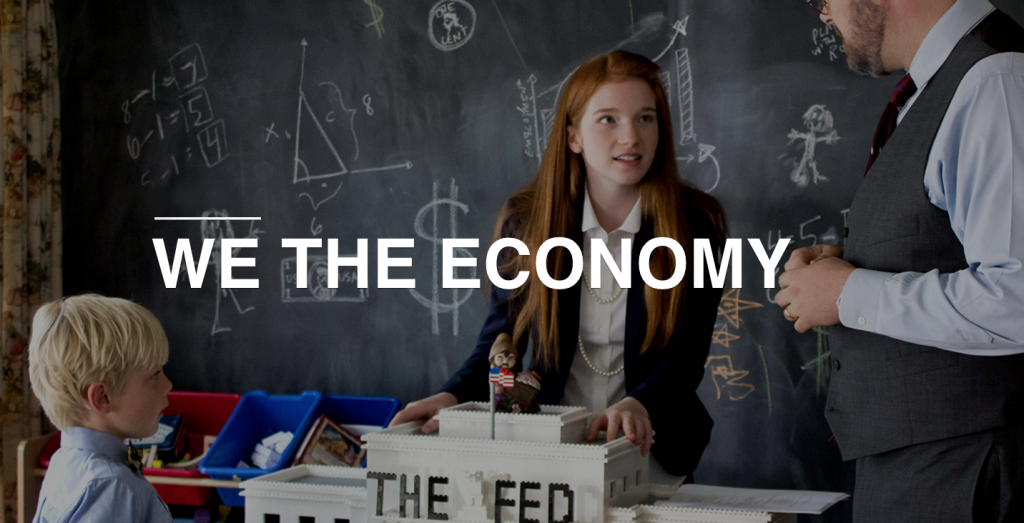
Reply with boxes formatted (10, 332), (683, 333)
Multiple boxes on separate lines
(58, 1), (1023, 521)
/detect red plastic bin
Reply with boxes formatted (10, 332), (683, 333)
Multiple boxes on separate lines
(39, 391), (241, 506)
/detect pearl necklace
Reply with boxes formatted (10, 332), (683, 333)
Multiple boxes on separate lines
(577, 333), (624, 376)
(581, 272), (623, 304)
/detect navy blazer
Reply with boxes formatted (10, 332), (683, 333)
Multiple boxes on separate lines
(443, 206), (722, 476)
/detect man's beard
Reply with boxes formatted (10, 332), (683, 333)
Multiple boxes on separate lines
(838, 0), (889, 77)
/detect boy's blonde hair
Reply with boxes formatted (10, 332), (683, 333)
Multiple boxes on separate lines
(28, 294), (169, 430)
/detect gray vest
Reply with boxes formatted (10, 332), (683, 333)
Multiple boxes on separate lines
(827, 11), (1024, 461)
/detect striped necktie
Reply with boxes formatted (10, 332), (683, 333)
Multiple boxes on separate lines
(866, 74), (917, 175)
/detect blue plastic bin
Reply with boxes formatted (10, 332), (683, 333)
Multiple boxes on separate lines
(199, 390), (321, 506)
(318, 393), (401, 430)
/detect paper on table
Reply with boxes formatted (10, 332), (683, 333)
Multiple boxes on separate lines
(655, 484), (850, 515)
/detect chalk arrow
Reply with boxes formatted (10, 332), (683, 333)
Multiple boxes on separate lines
(673, 16), (689, 36)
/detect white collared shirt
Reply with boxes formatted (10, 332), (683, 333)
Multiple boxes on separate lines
(839, 0), (1024, 355)
(560, 187), (642, 415)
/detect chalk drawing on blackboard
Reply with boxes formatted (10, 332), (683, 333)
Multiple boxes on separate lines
(651, 17), (689, 61)
(298, 180), (344, 212)
(668, 41), (724, 193)
(712, 323), (741, 349)
(281, 255), (369, 303)
(350, 161), (414, 174)
(490, 0), (528, 71)
(161, 156), (180, 180)
(785, 105), (839, 188)
(166, 109), (188, 133)
(167, 43), (208, 91)
(293, 39), (349, 183)
(199, 210), (263, 336)
(705, 354), (755, 401)
(674, 48), (696, 146)
(408, 179), (476, 336)
(365, 0), (385, 39)
(811, 24), (844, 62)
(290, 39), (412, 219)
(179, 86), (214, 129)
(514, 75), (542, 165)
(123, 42), (230, 186)
(820, 226), (840, 244)
(197, 120), (230, 168)
(429, 0), (476, 51)
(319, 81), (359, 161)
(718, 288), (764, 329)
(677, 143), (721, 192)
(800, 327), (832, 397)
(756, 344), (772, 414)
(265, 122), (278, 143)
(514, 18), (686, 165)
(129, 71), (158, 107)
(126, 131), (153, 161)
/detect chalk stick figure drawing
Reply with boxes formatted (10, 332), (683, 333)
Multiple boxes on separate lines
(198, 210), (264, 336)
(786, 104), (839, 188)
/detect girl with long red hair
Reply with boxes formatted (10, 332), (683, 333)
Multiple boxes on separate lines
(393, 50), (727, 480)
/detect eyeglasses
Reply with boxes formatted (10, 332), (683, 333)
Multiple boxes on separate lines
(806, 0), (829, 14)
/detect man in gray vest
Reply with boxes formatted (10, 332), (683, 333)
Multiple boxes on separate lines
(775, 0), (1024, 520)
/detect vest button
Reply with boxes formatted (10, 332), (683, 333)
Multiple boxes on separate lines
(833, 359), (841, 371)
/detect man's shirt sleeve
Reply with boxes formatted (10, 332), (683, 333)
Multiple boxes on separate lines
(838, 53), (1024, 356)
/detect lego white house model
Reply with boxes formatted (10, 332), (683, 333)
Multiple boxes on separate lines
(240, 402), (793, 523)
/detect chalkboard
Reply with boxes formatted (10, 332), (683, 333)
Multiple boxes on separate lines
(58, 1), (1024, 521)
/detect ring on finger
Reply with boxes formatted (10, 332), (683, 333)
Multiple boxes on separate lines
(784, 306), (799, 322)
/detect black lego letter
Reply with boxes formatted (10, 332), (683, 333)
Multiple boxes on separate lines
(495, 480), (517, 523)
(367, 471), (397, 516)
(519, 481), (541, 523)
(400, 474), (422, 519)
(548, 484), (575, 523)
(428, 476), (450, 520)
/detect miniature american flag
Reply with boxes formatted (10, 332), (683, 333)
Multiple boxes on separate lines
(489, 367), (515, 388)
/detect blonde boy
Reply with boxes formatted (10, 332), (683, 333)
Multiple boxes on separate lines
(29, 294), (173, 523)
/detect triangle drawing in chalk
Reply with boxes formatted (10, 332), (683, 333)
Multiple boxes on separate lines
(293, 39), (348, 184)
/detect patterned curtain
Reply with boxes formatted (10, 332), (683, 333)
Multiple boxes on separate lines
(0, 0), (62, 519)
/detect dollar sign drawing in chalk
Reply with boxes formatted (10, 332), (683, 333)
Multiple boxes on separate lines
(365, 0), (384, 39)
(409, 179), (476, 336)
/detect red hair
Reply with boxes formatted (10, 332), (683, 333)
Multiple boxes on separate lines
(495, 50), (727, 371)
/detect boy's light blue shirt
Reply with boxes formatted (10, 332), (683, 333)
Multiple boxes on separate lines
(33, 426), (173, 523)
